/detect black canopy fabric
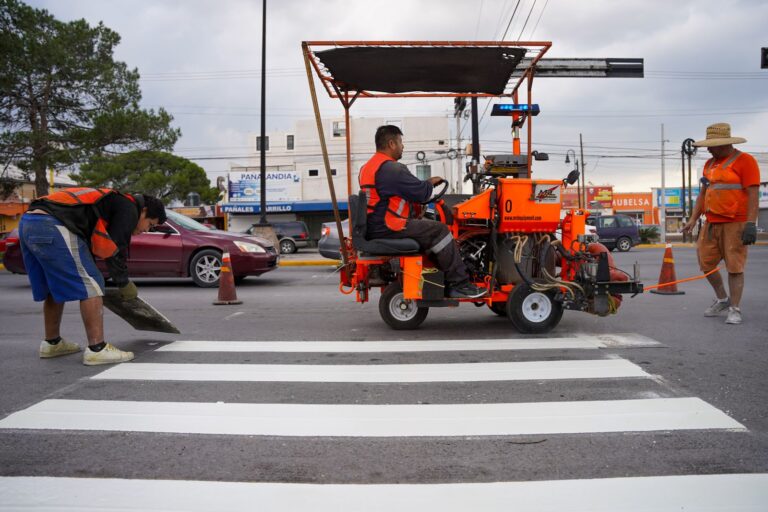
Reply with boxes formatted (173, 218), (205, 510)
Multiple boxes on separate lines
(315, 46), (527, 95)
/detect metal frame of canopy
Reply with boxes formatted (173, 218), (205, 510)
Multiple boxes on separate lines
(301, 41), (552, 269)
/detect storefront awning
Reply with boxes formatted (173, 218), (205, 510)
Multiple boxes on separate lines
(221, 200), (348, 214)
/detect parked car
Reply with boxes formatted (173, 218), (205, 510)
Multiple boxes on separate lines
(246, 220), (310, 255)
(1, 229), (19, 265)
(318, 219), (350, 260)
(2, 210), (279, 287)
(586, 214), (641, 252)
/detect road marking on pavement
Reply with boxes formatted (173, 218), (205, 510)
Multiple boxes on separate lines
(2, 474), (766, 512)
(92, 359), (651, 383)
(0, 397), (743, 437)
(157, 334), (661, 353)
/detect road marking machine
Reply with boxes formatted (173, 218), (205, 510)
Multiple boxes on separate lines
(302, 41), (644, 332)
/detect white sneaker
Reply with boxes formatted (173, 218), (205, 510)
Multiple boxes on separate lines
(704, 298), (730, 317)
(39, 338), (81, 358)
(725, 307), (743, 325)
(82, 343), (135, 366)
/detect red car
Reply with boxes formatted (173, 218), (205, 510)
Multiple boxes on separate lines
(2, 210), (279, 287)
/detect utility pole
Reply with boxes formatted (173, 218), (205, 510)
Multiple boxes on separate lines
(660, 124), (666, 243)
(579, 133), (586, 210)
(258, 0), (268, 225)
(470, 97), (480, 194)
(453, 97), (466, 194)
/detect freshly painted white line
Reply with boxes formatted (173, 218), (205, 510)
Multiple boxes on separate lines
(92, 359), (651, 382)
(1, 474), (766, 512)
(157, 338), (603, 352)
(157, 335), (662, 353)
(0, 398), (743, 437)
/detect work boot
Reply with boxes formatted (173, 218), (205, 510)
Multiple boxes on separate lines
(725, 306), (743, 325)
(447, 281), (486, 299)
(704, 298), (730, 317)
(83, 343), (135, 366)
(39, 338), (81, 359)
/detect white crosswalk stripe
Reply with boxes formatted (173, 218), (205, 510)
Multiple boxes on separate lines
(2, 474), (768, 512)
(0, 332), (761, 510)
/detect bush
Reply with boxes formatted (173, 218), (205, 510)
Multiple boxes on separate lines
(639, 225), (660, 244)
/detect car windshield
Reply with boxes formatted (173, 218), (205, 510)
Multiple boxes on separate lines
(165, 210), (209, 231)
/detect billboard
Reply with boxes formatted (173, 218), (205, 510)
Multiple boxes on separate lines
(228, 168), (301, 202)
(760, 182), (768, 209)
(561, 185), (613, 209)
(655, 187), (700, 209)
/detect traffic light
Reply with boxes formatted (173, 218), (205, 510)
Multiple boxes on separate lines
(454, 97), (467, 114)
(762, 48), (768, 69)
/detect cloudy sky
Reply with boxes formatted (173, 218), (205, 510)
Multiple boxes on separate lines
(28, 0), (768, 191)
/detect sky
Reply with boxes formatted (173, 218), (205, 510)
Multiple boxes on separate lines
(26, 0), (768, 192)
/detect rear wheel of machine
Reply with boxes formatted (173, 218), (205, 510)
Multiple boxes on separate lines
(379, 283), (429, 330)
(506, 282), (564, 334)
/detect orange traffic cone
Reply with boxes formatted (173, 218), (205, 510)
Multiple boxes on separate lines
(650, 243), (685, 295)
(213, 252), (243, 305)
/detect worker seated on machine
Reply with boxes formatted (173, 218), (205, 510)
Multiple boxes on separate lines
(359, 125), (485, 299)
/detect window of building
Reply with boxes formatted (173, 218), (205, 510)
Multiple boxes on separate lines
(286, 135), (294, 150)
(331, 168), (337, 176)
(256, 136), (269, 151)
(416, 164), (431, 181)
(308, 169), (319, 177)
(332, 121), (346, 137)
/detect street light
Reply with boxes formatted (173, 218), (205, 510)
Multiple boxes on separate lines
(565, 149), (581, 209)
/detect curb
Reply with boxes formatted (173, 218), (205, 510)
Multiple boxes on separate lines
(637, 242), (768, 249)
(279, 259), (340, 267)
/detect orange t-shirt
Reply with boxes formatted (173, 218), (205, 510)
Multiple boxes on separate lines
(703, 151), (761, 223)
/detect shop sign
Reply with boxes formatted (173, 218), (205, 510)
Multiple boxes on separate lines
(228, 169), (301, 202)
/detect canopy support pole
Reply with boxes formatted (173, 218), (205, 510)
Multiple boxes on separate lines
(302, 42), (350, 274)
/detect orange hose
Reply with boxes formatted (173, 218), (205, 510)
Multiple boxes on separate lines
(339, 281), (356, 295)
(644, 266), (721, 291)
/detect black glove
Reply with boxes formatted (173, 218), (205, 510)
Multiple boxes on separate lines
(118, 281), (138, 300)
(741, 222), (757, 246)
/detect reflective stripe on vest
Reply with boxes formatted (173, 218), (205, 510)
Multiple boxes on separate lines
(40, 187), (136, 259)
(703, 150), (745, 219)
(358, 152), (410, 232)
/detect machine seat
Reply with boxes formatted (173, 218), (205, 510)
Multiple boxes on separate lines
(349, 192), (420, 256)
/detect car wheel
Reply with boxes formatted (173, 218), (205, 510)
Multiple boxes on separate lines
(616, 236), (632, 252)
(279, 238), (296, 254)
(190, 249), (222, 288)
(378, 283), (428, 330)
(506, 281), (564, 334)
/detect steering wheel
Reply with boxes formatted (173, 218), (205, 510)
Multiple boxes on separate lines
(422, 179), (449, 204)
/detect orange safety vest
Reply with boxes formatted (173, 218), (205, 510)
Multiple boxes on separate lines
(358, 152), (410, 232)
(703, 150), (746, 220)
(40, 187), (137, 259)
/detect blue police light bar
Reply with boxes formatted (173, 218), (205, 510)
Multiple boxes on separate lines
(491, 103), (540, 116)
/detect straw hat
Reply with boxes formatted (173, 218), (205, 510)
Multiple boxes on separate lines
(693, 123), (747, 147)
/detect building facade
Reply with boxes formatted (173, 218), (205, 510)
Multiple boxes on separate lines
(222, 116), (453, 239)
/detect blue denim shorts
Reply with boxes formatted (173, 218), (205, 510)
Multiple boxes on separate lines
(19, 213), (105, 302)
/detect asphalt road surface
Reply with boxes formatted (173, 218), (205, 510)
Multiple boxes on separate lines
(0, 246), (767, 511)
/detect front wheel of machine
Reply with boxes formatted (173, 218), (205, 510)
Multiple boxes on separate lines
(506, 282), (563, 334)
(379, 283), (429, 330)
(488, 302), (507, 317)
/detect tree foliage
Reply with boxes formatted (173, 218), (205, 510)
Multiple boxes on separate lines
(0, 0), (180, 197)
(73, 151), (219, 205)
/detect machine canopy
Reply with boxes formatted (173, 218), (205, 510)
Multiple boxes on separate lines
(315, 46), (527, 95)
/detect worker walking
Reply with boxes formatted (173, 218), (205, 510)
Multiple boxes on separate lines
(360, 125), (484, 298)
(19, 188), (166, 364)
(682, 123), (761, 325)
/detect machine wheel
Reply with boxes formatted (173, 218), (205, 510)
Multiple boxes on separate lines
(279, 238), (297, 254)
(488, 302), (507, 317)
(379, 283), (429, 330)
(506, 282), (564, 334)
(616, 236), (632, 252)
(190, 249), (222, 288)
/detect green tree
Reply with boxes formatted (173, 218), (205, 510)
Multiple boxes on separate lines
(0, 0), (180, 198)
(73, 150), (219, 204)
